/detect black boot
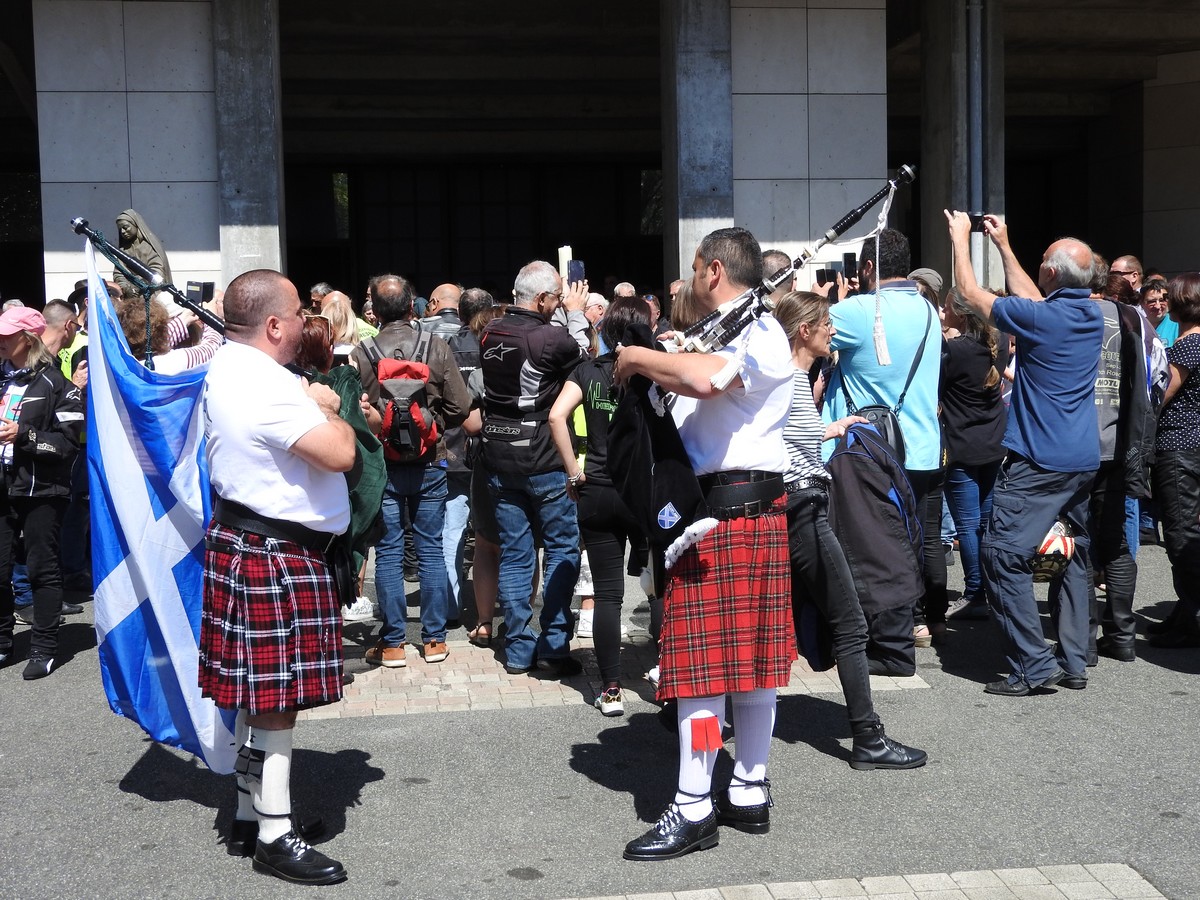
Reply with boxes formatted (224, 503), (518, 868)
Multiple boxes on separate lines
(850, 723), (927, 770)
(713, 776), (772, 834)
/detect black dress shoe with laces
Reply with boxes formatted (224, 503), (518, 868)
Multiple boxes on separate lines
(1058, 673), (1087, 690)
(623, 801), (719, 861)
(228, 810), (325, 857)
(850, 724), (928, 770)
(713, 778), (772, 833)
(985, 669), (1064, 696)
(252, 830), (347, 884)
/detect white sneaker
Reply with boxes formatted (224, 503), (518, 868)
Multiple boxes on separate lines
(646, 665), (660, 690)
(341, 596), (375, 623)
(577, 608), (594, 638)
(594, 687), (624, 717)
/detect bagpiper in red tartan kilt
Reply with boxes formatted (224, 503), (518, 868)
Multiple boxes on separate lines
(199, 522), (344, 714)
(656, 502), (795, 701)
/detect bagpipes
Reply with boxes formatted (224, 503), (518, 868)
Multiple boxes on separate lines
(608, 166), (917, 580)
(71, 217), (225, 338)
(670, 164), (916, 372)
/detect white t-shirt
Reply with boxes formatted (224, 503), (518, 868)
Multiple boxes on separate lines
(204, 341), (351, 534)
(670, 315), (792, 476)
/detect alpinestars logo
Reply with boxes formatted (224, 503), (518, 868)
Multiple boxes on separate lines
(483, 344), (516, 361)
(657, 502), (682, 530)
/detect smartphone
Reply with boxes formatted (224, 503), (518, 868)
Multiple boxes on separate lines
(567, 259), (586, 284)
(816, 268), (836, 286)
(842, 252), (857, 281)
(969, 213), (987, 233)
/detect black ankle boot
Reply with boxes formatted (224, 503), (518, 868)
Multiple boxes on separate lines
(713, 776), (772, 834)
(850, 723), (927, 770)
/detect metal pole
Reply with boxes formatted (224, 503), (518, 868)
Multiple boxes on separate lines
(967, 0), (986, 283)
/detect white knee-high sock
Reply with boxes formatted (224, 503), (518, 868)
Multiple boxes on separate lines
(729, 688), (776, 806)
(248, 727), (294, 843)
(234, 710), (255, 822)
(675, 695), (724, 822)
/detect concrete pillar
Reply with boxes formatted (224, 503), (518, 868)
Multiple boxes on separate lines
(1143, 50), (1200, 275)
(212, 0), (286, 283)
(660, 0), (734, 281)
(33, 0), (221, 301)
(920, 0), (1004, 289)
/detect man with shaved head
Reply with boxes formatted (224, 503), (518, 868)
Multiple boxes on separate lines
(947, 212), (1104, 697)
(200, 269), (355, 884)
(424, 282), (465, 340)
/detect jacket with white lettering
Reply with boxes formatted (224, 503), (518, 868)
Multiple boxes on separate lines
(3, 361), (84, 499)
(480, 307), (586, 473)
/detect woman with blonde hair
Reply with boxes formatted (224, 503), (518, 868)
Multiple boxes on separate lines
(772, 289), (925, 769)
(321, 295), (362, 367)
(0, 308), (84, 679)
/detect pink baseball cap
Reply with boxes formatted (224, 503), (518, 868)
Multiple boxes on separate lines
(0, 307), (47, 337)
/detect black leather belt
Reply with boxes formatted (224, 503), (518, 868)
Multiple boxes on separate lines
(698, 470), (784, 521)
(212, 497), (336, 554)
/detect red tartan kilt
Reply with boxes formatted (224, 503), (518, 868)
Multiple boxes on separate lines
(199, 523), (344, 714)
(657, 510), (795, 700)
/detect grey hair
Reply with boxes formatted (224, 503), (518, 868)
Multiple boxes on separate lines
(513, 261), (560, 306)
(1044, 239), (1095, 290)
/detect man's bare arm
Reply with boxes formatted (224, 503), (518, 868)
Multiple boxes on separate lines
(290, 382), (356, 472)
(983, 214), (1041, 300)
(945, 209), (998, 323)
(612, 344), (742, 398)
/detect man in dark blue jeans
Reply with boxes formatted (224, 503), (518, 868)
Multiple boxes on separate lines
(353, 274), (470, 669)
(947, 211), (1104, 695)
(479, 261), (589, 675)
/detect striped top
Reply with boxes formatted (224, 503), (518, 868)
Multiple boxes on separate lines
(783, 369), (831, 489)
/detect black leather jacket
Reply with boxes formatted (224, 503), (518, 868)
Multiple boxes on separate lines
(2, 361), (84, 499)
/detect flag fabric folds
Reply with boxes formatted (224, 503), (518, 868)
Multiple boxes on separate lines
(86, 241), (235, 774)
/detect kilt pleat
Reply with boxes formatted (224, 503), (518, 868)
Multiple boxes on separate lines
(657, 510), (795, 700)
(199, 523), (343, 714)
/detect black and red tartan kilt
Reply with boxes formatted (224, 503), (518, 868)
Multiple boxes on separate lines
(657, 509), (795, 700)
(199, 522), (344, 714)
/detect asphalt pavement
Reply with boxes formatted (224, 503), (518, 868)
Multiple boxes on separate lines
(1, 540), (1197, 899)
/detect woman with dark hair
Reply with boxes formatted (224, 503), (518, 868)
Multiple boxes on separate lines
(939, 287), (1007, 622)
(770, 290), (925, 767)
(0, 308), (84, 679)
(548, 296), (651, 716)
(1147, 273), (1200, 647)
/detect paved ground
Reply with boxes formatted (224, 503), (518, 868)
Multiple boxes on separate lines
(2, 540), (1198, 899)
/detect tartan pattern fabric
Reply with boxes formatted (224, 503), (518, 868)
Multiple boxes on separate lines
(199, 523), (344, 714)
(657, 509), (795, 700)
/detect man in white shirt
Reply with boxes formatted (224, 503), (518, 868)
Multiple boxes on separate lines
(199, 269), (355, 885)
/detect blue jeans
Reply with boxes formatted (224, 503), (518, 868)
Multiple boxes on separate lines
(13, 563), (32, 607)
(375, 464), (450, 646)
(443, 472), (472, 615)
(1123, 495), (1140, 560)
(982, 455), (1093, 685)
(945, 460), (1000, 601)
(488, 469), (580, 670)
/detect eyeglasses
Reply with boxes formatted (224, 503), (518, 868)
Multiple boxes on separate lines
(542, 291), (563, 301)
(1144, 297), (1168, 305)
(1110, 269), (1137, 277)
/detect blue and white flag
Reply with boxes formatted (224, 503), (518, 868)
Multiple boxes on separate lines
(86, 241), (235, 774)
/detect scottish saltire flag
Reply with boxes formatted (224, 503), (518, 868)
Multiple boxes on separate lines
(85, 241), (236, 774)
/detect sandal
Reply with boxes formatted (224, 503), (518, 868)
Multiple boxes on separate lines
(468, 621), (492, 647)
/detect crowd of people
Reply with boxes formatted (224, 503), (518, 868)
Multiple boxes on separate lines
(1, 206), (1198, 882)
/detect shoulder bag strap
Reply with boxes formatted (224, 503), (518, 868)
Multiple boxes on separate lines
(893, 301), (934, 414)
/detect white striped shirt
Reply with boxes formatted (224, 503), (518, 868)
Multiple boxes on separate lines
(783, 369), (831, 489)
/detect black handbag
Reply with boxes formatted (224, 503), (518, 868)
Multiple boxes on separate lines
(838, 301), (933, 467)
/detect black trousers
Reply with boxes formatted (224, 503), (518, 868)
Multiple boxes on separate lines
(1153, 449), (1200, 631)
(577, 482), (641, 684)
(786, 488), (881, 731)
(908, 467), (948, 626)
(1079, 461), (1137, 648)
(0, 495), (68, 659)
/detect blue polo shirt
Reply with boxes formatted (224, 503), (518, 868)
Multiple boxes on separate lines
(993, 288), (1103, 473)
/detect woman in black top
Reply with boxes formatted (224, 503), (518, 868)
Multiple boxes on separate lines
(1147, 273), (1200, 647)
(940, 288), (1007, 620)
(549, 297), (651, 717)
